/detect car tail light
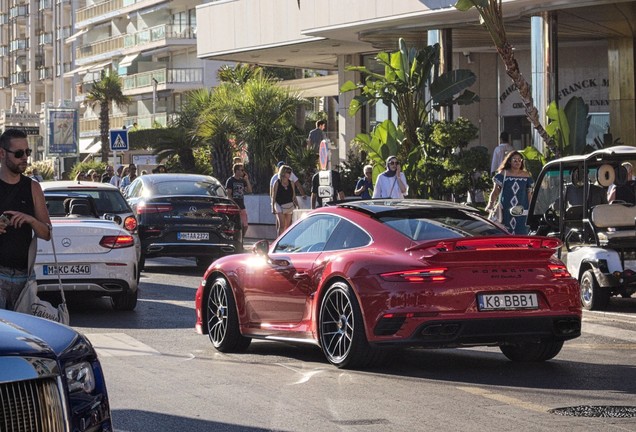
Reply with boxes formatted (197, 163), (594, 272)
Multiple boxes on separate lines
(213, 204), (241, 215)
(380, 267), (448, 282)
(123, 215), (138, 232)
(548, 263), (571, 278)
(100, 235), (135, 249)
(137, 203), (173, 214)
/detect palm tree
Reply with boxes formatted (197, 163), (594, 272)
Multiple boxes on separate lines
(454, 0), (556, 155)
(85, 70), (131, 162)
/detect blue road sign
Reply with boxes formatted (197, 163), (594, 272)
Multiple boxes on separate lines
(110, 129), (129, 151)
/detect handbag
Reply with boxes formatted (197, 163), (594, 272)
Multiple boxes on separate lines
(488, 170), (507, 223)
(14, 228), (69, 325)
(488, 203), (503, 223)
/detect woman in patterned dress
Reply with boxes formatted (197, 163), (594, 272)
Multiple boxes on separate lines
(485, 151), (534, 234)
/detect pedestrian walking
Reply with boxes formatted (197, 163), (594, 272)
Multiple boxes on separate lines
(307, 120), (327, 153)
(372, 156), (408, 199)
(311, 169), (344, 209)
(226, 163), (252, 237)
(271, 165), (299, 236)
(354, 165), (374, 199)
(110, 165), (124, 187)
(119, 164), (137, 193)
(490, 131), (514, 176)
(0, 129), (51, 311)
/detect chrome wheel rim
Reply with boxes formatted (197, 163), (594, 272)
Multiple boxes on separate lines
(581, 276), (592, 303)
(207, 281), (228, 346)
(320, 287), (354, 362)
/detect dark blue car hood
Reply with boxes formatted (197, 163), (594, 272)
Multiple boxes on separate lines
(0, 309), (78, 357)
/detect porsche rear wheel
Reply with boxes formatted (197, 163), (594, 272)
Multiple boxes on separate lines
(206, 277), (251, 352)
(500, 340), (564, 362)
(319, 281), (384, 369)
(580, 270), (610, 310)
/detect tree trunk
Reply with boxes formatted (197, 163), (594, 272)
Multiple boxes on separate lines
(497, 43), (557, 156)
(211, 137), (232, 183)
(100, 103), (110, 163)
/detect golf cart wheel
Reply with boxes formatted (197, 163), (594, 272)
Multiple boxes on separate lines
(580, 270), (610, 311)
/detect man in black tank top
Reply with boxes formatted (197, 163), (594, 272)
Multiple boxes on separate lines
(0, 129), (51, 311)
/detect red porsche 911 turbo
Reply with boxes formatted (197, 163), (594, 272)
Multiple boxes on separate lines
(195, 199), (581, 369)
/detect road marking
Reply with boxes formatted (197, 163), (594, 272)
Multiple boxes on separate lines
(582, 323), (636, 343)
(456, 386), (550, 413)
(85, 333), (160, 357)
(566, 343), (636, 350)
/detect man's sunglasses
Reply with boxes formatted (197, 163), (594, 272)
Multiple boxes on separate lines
(4, 148), (32, 158)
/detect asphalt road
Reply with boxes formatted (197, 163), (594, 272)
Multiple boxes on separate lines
(67, 258), (636, 432)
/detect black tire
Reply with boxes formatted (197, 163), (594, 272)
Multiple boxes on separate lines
(196, 256), (214, 270)
(111, 289), (138, 311)
(500, 340), (564, 362)
(318, 281), (385, 369)
(580, 270), (610, 310)
(206, 277), (251, 352)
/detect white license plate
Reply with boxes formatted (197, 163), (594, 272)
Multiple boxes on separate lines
(178, 232), (209, 241)
(43, 264), (91, 275)
(477, 293), (538, 311)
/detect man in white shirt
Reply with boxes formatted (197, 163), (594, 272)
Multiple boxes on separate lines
(110, 165), (123, 188)
(491, 131), (514, 175)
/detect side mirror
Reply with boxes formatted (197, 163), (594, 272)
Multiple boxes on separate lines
(253, 239), (269, 256)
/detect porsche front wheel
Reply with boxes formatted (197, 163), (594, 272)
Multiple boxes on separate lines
(206, 277), (251, 352)
(319, 281), (384, 369)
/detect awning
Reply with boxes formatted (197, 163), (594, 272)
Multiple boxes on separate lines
(118, 53), (139, 68)
(65, 28), (89, 44)
(64, 60), (111, 77)
(278, 74), (339, 97)
(80, 137), (100, 154)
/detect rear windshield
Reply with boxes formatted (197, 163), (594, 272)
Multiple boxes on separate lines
(46, 190), (131, 215)
(378, 209), (504, 241)
(153, 180), (226, 197)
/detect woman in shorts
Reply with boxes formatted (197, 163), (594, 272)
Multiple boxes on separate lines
(271, 165), (299, 236)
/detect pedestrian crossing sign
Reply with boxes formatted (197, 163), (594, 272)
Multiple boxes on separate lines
(110, 129), (129, 151)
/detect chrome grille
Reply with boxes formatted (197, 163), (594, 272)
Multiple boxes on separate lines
(0, 377), (66, 432)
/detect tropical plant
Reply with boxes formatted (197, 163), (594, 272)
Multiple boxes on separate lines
(85, 70), (131, 163)
(545, 96), (590, 156)
(353, 120), (405, 181)
(341, 38), (479, 189)
(454, 0), (556, 155)
(336, 147), (370, 196)
(70, 161), (108, 181)
(231, 73), (308, 193)
(286, 145), (319, 196)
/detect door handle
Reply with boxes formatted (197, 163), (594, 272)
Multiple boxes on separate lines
(293, 272), (310, 280)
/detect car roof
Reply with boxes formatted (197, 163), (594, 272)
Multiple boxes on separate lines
(336, 199), (480, 215)
(40, 181), (120, 191)
(136, 173), (223, 185)
(542, 146), (636, 169)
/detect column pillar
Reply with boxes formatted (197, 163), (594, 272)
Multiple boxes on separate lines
(428, 29), (453, 121)
(608, 38), (636, 147)
(531, 12), (558, 153)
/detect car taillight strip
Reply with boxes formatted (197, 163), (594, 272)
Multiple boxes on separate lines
(408, 236), (562, 253)
(100, 235), (135, 249)
(213, 204), (241, 215)
(548, 264), (571, 278)
(137, 203), (173, 214)
(381, 268), (448, 282)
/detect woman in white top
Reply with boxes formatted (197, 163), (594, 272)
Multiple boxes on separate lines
(372, 155), (408, 199)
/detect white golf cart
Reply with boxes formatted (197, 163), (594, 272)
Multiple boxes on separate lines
(527, 146), (636, 310)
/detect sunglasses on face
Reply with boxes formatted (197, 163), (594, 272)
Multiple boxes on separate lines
(389, 160), (399, 165)
(4, 148), (32, 158)
(511, 158), (523, 162)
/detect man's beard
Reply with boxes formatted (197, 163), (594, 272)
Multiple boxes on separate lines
(5, 157), (27, 174)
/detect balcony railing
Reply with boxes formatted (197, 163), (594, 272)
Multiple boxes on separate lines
(0, 77), (8, 88)
(123, 24), (195, 49)
(0, 13), (7, 24)
(10, 71), (29, 85)
(58, 26), (71, 40)
(38, 67), (53, 80)
(39, 32), (53, 45)
(56, 62), (72, 76)
(0, 45), (7, 56)
(123, 68), (203, 90)
(76, 0), (122, 24)
(9, 5), (29, 19)
(80, 114), (127, 136)
(76, 35), (124, 59)
(9, 38), (29, 52)
(38, 0), (52, 11)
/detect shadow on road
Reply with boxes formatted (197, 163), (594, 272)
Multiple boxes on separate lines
(112, 409), (291, 432)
